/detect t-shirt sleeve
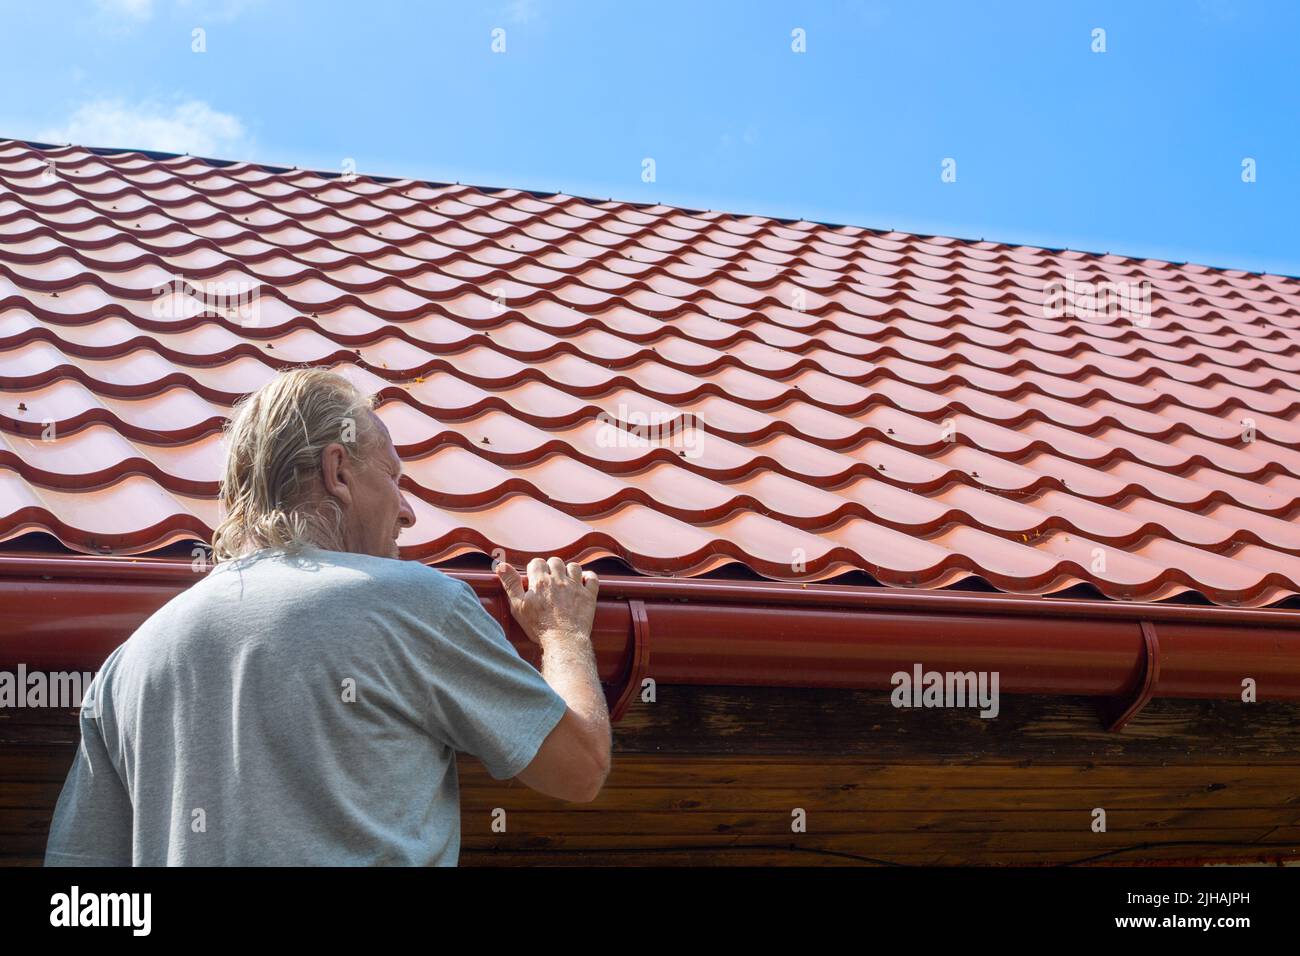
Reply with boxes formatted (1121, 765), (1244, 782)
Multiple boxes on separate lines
(44, 675), (133, 867)
(418, 578), (568, 781)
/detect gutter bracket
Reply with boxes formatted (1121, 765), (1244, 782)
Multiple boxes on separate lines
(1097, 620), (1160, 732)
(604, 599), (651, 723)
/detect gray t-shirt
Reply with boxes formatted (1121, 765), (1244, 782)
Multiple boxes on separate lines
(44, 547), (567, 866)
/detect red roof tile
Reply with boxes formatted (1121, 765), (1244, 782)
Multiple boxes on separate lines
(3, 139), (1300, 607)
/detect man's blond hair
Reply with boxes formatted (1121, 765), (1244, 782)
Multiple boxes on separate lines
(211, 368), (381, 562)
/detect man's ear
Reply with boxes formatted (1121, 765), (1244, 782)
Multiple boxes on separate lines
(319, 442), (355, 506)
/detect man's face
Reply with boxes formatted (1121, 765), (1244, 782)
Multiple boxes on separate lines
(340, 418), (416, 559)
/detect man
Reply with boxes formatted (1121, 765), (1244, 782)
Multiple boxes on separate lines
(45, 368), (610, 865)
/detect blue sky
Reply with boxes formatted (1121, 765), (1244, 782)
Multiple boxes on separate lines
(3, 0), (1297, 275)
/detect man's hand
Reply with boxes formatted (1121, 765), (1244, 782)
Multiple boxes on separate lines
(496, 556), (599, 645)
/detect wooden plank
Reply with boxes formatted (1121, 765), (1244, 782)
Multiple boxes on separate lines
(612, 688), (1300, 760)
(458, 784), (1300, 813)
(0, 831), (49, 859)
(559, 829), (1295, 854)
(461, 845), (1300, 867)
(0, 707), (81, 725)
(0, 709), (81, 748)
(459, 754), (1300, 789)
(0, 782), (63, 809)
(458, 828), (1296, 854)
(461, 849), (864, 866)
(453, 808), (1300, 835)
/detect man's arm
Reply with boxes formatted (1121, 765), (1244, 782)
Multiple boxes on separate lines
(497, 557), (611, 803)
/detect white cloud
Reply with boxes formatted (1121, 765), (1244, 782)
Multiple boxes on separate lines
(177, 0), (263, 22)
(93, 0), (260, 22)
(503, 0), (539, 24)
(38, 98), (250, 157)
(94, 0), (154, 19)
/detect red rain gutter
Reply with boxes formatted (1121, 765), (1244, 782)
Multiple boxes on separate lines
(2, 555), (1299, 729)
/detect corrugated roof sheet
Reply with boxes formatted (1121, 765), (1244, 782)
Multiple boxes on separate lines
(2, 139), (1300, 607)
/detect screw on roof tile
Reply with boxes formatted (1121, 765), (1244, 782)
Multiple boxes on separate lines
(16, 403), (26, 412)
(481, 436), (491, 445)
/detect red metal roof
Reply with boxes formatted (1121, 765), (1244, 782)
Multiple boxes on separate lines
(3, 138), (1300, 608)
